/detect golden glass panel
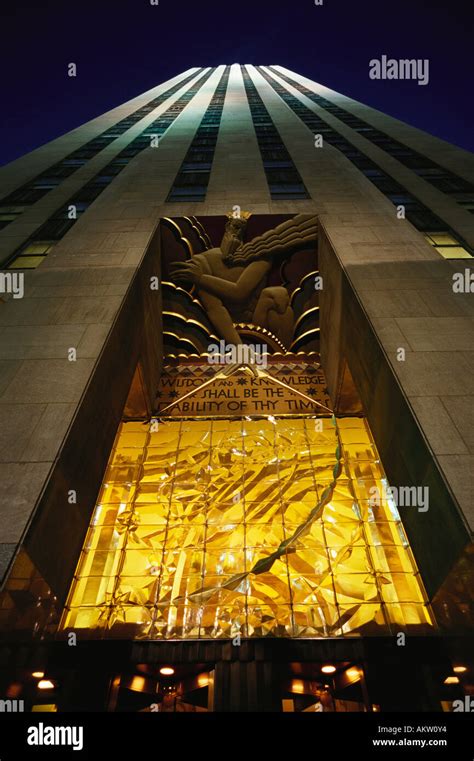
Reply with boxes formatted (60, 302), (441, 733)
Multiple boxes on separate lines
(61, 607), (107, 631)
(324, 499), (361, 523)
(9, 255), (46, 269)
(97, 483), (136, 505)
(378, 573), (427, 603)
(83, 526), (126, 552)
(91, 502), (130, 526)
(61, 414), (434, 638)
(77, 550), (122, 579)
(364, 521), (409, 546)
(385, 603), (433, 629)
(245, 500), (283, 523)
(22, 242), (53, 255)
(370, 544), (417, 574)
(324, 523), (366, 549)
(68, 576), (116, 606)
(293, 603), (340, 636)
(247, 604), (293, 637)
(286, 521), (327, 550)
(338, 603), (387, 635)
(437, 246), (472, 259)
(287, 547), (330, 577)
(248, 573), (292, 604)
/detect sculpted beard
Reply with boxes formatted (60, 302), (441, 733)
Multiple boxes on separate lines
(221, 219), (247, 261)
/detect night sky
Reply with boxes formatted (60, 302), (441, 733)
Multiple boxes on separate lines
(1, 0), (473, 167)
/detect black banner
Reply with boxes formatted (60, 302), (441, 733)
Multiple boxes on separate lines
(0, 711), (473, 758)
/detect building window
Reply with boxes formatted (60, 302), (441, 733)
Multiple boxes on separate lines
(258, 67), (472, 258)
(5, 70), (216, 269)
(166, 67), (231, 202)
(0, 69), (206, 228)
(269, 67), (474, 211)
(241, 66), (309, 201)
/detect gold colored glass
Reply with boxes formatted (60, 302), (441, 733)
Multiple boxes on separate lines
(61, 415), (434, 639)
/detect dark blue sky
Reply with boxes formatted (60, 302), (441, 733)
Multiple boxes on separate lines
(1, 0), (473, 166)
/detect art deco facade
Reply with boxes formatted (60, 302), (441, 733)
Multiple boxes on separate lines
(0, 64), (473, 712)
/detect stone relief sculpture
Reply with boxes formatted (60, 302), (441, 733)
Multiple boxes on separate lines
(171, 213), (318, 349)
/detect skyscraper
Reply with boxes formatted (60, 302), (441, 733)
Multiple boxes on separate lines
(0, 64), (472, 713)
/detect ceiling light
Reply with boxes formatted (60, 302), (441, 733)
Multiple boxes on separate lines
(32, 671), (45, 679)
(453, 666), (467, 673)
(130, 676), (146, 692)
(346, 668), (361, 680)
(38, 680), (55, 690)
(159, 667), (175, 676)
(321, 665), (336, 674)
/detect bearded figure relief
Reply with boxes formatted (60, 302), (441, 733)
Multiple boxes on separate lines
(171, 213), (318, 350)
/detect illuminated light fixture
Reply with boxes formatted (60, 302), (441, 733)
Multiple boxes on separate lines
(38, 680), (55, 690)
(321, 665), (336, 674)
(32, 671), (45, 679)
(444, 676), (460, 685)
(197, 674), (210, 688)
(453, 666), (467, 673)
(130, 676), (146, 692)
(346, 668), (361, 681)
(290, 679), (305, 694)
(160, 667), (175, 676)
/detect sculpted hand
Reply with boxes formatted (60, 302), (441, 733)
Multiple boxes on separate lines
(170, 259), (204, 286)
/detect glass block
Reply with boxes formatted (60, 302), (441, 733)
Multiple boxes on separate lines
(83, 526), (126, 552)
(247, 604), (293, 637)
(337, 603), (389, 635)
(293, 602), (340, 636)
(377, 573), (427, 604)
(77, 550), (122, 579)
(332, 573), (380, 604)
(384, 602), (433, 629)
(66, 576), (115, 607)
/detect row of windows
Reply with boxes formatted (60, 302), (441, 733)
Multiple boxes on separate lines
(166, 67), (231, 202)
(241, 66), (309, 200)
(0, 69), (205, 231)
(258, 68), (472, 258)
(268, 67), (474, 212)
(6, 69), (217, 269)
